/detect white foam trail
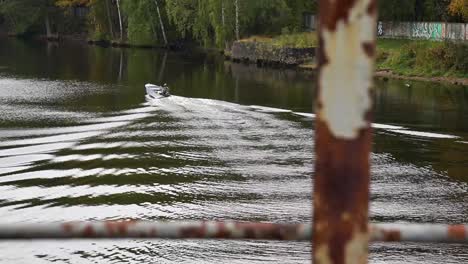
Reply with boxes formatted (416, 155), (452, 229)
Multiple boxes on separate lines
(0, 169), (82, 183)
(0, 154), (54, 168)
(0, 122), (128, 139)
(389, 130), (459, 139)
(119, 106), (158, 114)
(0, 142), (76, 157)
(249, 105), (292, 113)
(293, 112), (316, 118)
(155, 96), (462, 142)
(372, 123), (405, 130)
(0, 166), (31, 175)
(84, 113), (151, 123)
(0, 131), (103, 147)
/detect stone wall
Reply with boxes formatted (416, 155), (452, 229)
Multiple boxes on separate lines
(230, 41), (315, 66)
(377, 21), (468, 41)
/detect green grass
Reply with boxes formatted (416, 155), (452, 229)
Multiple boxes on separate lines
(241, 32), (317, 48)
(240, 35), (467, 79)
(377, 39), (468, 78)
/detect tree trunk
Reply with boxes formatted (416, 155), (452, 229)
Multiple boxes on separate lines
(149, 12), (159, 40)
(414, 0), (424, 21)
(222, 0), (228, 49)
(45, 13), (52, 39)
(221, 0), (225, 27)
(116, 0), (123, 41)
(105, 0), (114, 39)
(154, 0), (168, 46)
(235, 0), (239, 40)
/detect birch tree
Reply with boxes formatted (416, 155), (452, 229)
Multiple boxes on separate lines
(105, 0), (114, 39)
(116, 0), (123, 41)
(235, 0), (239, 40)
(154, 0), (168, 45)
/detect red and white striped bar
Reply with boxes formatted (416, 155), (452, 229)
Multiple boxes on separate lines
(371, 223), (468, 243)
(0, 221), (466, 243)
(0, 221), (310, 240)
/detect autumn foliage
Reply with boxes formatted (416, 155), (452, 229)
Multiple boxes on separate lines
(448, 0), (468, 20)
(55, 0), (91, 8)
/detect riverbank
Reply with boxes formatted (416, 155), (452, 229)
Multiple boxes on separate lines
(376, 39), (468, 79)
(4, 33), (468, 86)
(375, 70), (468, 86)
(86, 35), (468, 86)
(227, 35), (468, 85)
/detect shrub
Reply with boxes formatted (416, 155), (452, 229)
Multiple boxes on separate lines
(377, 40), (468, 77)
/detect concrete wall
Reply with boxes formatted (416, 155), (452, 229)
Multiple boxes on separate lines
(304, 14), (317, 31)
(378, 21), (468, 41)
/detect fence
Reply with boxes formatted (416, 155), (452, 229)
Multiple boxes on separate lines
(377, 21), (468, 41)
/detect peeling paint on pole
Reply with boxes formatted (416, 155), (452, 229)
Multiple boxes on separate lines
(313, 0), (377, 264)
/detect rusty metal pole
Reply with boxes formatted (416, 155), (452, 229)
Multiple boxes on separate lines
(313, 0), (377, 264)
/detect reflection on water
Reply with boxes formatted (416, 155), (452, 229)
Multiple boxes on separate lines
(0, 38), (467, 263)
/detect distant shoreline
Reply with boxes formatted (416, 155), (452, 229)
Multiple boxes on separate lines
(3, 35), (467, 86)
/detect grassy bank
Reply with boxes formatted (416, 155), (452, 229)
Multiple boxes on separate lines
(239, 32), (318, 49)
(239, 33), (467, 80)
(377, 39), (468, 79)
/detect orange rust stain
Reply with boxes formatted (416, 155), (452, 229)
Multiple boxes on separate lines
(62, 223), (74, 233)
(105, 221), (137, 236)
(319, 0), (358, 30)
(362, 42), (375, 57)
(215, 222), (231, 238)
(448, 225), (466, 241)
(382, 230), (401, 242)
(150, 228), (157, 237)
(366, 0), (377, 14)
(180, 222), (206, 238)
(83, 225), (96, 237)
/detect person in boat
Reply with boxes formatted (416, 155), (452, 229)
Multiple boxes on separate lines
(161, 83), (170, 97)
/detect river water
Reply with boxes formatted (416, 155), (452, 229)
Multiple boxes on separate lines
(0, 39), (467, 263)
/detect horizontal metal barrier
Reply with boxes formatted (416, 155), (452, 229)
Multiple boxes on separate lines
(0, 221), (466, 243)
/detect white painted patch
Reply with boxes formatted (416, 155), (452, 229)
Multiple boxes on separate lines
(345, 230), (369, 263)
(319, 0), (376, 139)
(315, 244), (331, 264)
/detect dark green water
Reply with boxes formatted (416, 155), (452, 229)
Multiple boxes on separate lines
(0, 38), (467, 263)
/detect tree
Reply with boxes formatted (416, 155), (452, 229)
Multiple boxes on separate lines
(448, 0), (468, 21)
(55, 0), (90, 7)
(87, 0), (119, 41)
(235, 0), (239, 40)
(154, 0), (168, 46)
(0, 0), (59, 36)
(423, 0), (452, 21)
(378, 0), (417, 21)
(165, 0), (198, 39)
(116, 0), (123, 41)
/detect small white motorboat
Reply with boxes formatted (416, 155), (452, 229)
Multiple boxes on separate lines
(145, 83), (170, 100)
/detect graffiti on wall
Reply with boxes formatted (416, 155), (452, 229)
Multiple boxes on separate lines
(377, 21), (384, 36)
(412, 23), (442, 40)
(378, 21), (467, 41)
(466, 24), (468, 40)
